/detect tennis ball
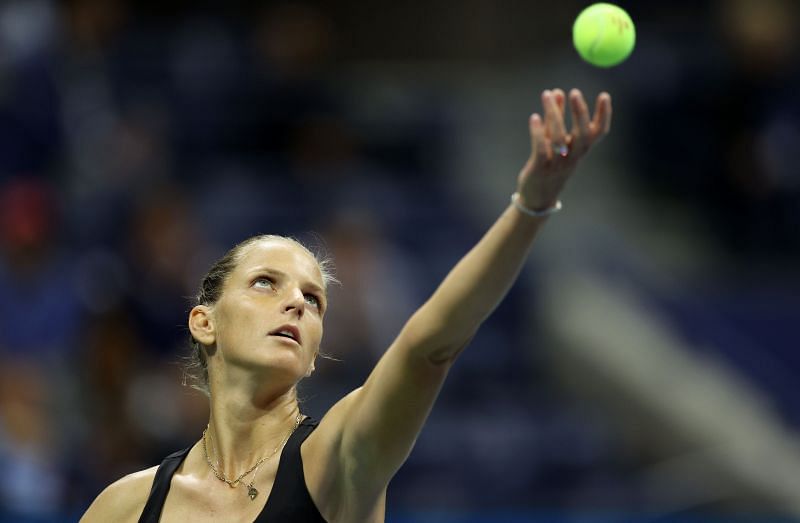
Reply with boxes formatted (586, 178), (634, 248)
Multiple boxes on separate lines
(573, 3), (636, 68)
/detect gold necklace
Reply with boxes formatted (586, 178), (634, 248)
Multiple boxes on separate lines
(202, 412), (303, 500)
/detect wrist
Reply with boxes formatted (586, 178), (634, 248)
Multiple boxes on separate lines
(510, 192), (562, 217)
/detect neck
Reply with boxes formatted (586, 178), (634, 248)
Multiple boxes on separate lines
(205, 382), (301, 478)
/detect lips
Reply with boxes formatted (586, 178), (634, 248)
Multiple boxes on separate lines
(268, 324), (301, 345)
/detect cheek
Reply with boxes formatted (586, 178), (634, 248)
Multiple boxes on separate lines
(214, 303), (260, 342)
(308, 321), (323, 347)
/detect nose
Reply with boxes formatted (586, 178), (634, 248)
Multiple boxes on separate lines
(283, 287), (305, 316)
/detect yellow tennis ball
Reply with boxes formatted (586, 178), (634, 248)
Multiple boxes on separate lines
(573, 3), (636, 68)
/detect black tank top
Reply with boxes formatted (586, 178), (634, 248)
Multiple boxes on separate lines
(138, 417), (326, 522)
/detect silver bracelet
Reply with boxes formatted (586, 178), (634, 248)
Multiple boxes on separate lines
(510, 192), (563, 217)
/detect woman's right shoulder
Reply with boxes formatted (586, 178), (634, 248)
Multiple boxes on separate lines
(80, 465), (159, 523)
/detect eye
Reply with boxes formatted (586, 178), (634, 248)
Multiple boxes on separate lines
(253, 277), (276, 290)
(304, 293), (321, 309)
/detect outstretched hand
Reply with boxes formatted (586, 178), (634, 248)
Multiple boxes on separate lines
(516, 88), (612, 211)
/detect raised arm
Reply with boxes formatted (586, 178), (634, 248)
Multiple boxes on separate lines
(421, 88), (611, 360)
(317, 88), (611, 517)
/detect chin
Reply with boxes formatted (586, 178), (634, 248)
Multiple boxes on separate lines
(249, 354), (308, 382)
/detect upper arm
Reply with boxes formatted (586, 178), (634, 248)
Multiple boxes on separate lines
(320, 304), (475, 496)
(80, 466), (157, 523)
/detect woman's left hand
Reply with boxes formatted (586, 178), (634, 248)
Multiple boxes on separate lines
(516, 88), (612, 211)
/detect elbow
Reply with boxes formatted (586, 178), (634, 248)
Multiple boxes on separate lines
(427, 334), (474, 365)
(402, 309), (477, 366)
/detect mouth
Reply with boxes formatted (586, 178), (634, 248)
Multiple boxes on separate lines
(268, 325), (301, 345)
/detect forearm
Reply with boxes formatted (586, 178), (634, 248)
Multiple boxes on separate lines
(402, 89), (611, 364)
(342, 200), (548, 480)
(411, 201), (549, 360)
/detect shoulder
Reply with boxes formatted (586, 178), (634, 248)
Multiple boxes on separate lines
(80, 465), (158, 523)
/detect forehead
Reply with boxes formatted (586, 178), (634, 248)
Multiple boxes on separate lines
(234, 239), (323, 287)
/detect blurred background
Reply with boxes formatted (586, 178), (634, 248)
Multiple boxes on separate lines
(0, 0), (798, 521)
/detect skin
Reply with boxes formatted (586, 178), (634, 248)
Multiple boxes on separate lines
(81, 88), (611, 523)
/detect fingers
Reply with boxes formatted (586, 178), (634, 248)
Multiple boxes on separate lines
(533, 88), (612, 164)
(552, 88), (566, 116)
(592, 92), (612, 138)
(542, 90), (568, 159)
(528, 113), (547, 166)
(569, 89), (591, 153)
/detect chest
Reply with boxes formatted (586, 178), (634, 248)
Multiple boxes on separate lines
(150, 430), (384, 523)
(159, 464), (279, 523)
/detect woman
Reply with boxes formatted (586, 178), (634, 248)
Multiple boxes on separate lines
(82, 87), (612, 522)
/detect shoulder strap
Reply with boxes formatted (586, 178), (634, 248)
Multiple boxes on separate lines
(256, 417), (326, 522)
(137, 447), (192, 523)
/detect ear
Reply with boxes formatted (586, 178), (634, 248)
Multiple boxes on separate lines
(305, 353), (317, 377)
(189, 305), (215, 347)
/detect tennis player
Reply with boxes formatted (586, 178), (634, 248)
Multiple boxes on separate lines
(82, 88), (612, 522)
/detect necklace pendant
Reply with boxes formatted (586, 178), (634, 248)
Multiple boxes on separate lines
(247, 486), (259, 500)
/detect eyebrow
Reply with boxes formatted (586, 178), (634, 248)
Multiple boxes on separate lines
(246, 266), (326, 296)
